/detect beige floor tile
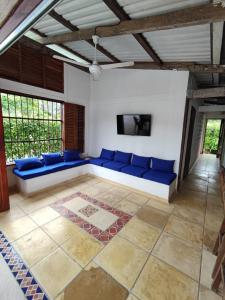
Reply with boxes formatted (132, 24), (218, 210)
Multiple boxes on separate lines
(127, 294), (139, 300)
(152, 233), (201, 281)
(97, 191), (122, 207)
(79, 185), (105, 198)
(164, 215), (203, 248)
(172, 205), (205, 225)
(42, 216), (79, 244)
(29, 206), (60, 226)
(181, 181), (207, 193)
(147, 198), (174, 214)
(61, 226), (103, 267)
(208, 186), (220, 196)
(116, 199), (141, 215)
(199, 285), (222, 300)
(50, 186), (75, 199)
(12, 228), (57, 267)
(132, 256), (198, 300)
(110, 187), (131, 198)
(200, 249), (217, 289)
(136, 206), (169, 229)
(203, 227), (218, 252)
(0, 205), (25, 226)
(126, 193), (149, 206)
(94, 181), (114, 191)
(31, 248), (81, 299)
(207, 195), (223, 208)
(94, 236), (148, 289)
(56, 266), (128, 300)
(119, 217), (161, 251)
(1, 216), (37, 242)
(205, 209), (224, 233)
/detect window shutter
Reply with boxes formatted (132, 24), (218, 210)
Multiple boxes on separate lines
(64, 102), (85, 152)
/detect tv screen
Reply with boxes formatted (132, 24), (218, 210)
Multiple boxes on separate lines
(117, 114), (151, 136)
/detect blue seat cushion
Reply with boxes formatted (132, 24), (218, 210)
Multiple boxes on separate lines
(89, 158), (110, 166)
(100, 148), (115, 160)
(15, 157), (43, 171)
(131, 154), (150, 169)
(13, 160), (89, 180)
(152, 157), (175, 173)
(42, 152), (63, 165)
(142, 170), (177, 185)
(103, 161), (128, 172)
(114, 151), (132, 164)
(64, 150), (80, 162)
(121, 165), (148, 177)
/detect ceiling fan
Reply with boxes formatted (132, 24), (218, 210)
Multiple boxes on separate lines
(53, 35), (134, 80)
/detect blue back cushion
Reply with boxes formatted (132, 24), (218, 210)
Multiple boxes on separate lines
(152, 157), (175, 173)
(100, 148), (115, 160)
(15, 157), (43, 171)
(114, 151), (132, 164)
(132, 154), (150, 169)
(42, 153), (63, 165)
(64, 150), (80, 162)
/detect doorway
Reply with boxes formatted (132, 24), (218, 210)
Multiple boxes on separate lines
(203, 119), (222, 155)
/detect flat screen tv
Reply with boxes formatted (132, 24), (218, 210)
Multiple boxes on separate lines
(117, 114), (151, 136)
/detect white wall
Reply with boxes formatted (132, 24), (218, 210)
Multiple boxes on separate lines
(88, 69), (189, 173)
(0, 63), (90, 187)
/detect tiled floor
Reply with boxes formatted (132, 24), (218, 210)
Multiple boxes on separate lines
(0, 154), (224, 299)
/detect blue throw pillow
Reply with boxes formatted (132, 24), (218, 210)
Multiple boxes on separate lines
(100, 148), (115, 160)
(132, 154), (150, 169)
(152, 157), (175, 173)
(64, 150), (80, 162)
(42, 152), (63, 165)
(114, 151), (132, 164)
(15, 157), (43, 171)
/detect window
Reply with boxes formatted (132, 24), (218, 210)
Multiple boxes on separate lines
(0, 92), (63, 163)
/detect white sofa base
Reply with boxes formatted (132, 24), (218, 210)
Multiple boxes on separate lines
(16, 164), (176, 202)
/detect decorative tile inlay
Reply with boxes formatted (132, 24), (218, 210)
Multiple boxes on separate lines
(51, 192), (132, 245)
(79, 205), (99, 218)
(0, 231), (49, 300)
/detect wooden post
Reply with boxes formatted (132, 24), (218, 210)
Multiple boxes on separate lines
(0, 97), (9, 212)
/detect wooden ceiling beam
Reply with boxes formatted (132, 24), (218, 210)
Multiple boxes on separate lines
(102, 0), (162, 64)
(49, 10), (120, 62)
(125, 62), (225, 73)
(40, 3), (225, 45)
(193, 87), (225, 98)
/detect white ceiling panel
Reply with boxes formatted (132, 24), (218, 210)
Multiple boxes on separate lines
(117, 0), (209, 19)
(99, 35), (153, 61)
(65, 40), (112, 62)
(143, 24), (211, 63)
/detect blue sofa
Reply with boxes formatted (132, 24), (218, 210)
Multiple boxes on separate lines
(90, 149), (176, 186)
(13, 149), (176, 186)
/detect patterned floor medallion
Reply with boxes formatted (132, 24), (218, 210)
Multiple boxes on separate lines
(51, 192), (132, 244)
(0, 231), (49, 300)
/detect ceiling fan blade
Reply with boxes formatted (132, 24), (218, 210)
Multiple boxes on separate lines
(101, 61), (134, 70)
(53, 55), (90, 68)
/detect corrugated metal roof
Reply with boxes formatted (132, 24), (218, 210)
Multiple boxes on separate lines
(65, 40), (112, 62)
(54, 0), (119, 29)
(31, 0), (213, 68)
(117, 0), (209, 19)
(99, 35), (153, 61)
(143, 24), (211, 63)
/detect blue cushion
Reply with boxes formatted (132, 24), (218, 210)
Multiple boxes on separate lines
(15, 157), (43, 171)
(152, 157), (175, 173)
(13, 160), (89, 180)
(100, 148), (115, 160)
(114, 151), (132, 164)
(142, 170), (177, 185)
(121, 165), (148, 178)
(103, 161), (128, 172)
(42, 152), (63, 165)
(131, 154), (150, 169)
(64, 150), (80, 162)
(89, 158), (110, 166)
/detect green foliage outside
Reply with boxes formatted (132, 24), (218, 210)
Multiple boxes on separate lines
(0, 93), (62, 163)
(203, 119), (221, 154)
